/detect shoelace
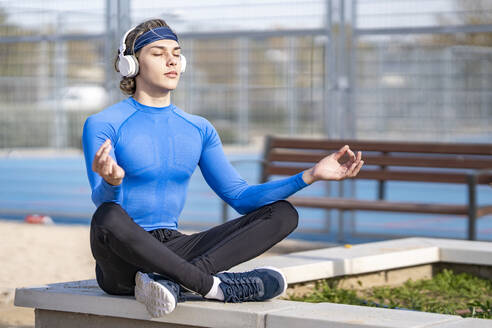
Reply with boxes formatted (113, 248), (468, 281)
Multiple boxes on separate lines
(222, 272), (262, 303)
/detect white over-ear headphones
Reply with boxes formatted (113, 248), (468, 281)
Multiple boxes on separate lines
(118, 26), (187, 78)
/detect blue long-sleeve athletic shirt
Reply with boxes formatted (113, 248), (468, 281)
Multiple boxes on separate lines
(82, 96), (308, 231)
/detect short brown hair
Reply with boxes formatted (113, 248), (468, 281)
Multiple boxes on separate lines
(114, 18), (175, 95)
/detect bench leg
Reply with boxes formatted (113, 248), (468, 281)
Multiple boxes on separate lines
(467, 211), (476, 241)
(324, 181), (332, 233)
(338, 210), (345, 243)
(222, 201), (229, 223)
(467, 175), (477, 241)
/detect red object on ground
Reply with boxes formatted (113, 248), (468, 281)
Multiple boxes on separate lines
(24, 214), (54, 225)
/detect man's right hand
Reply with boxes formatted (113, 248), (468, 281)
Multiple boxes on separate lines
(92, 139), (125, 186)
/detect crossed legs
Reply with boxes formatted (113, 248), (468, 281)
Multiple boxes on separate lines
(90, 200), (299, 297)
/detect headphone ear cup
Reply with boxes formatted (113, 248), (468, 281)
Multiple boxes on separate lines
(128, 55), (139, 77)
(118, 55), (131, 77)
(180, 54), (186, 73)
(118, 55), (139, 78)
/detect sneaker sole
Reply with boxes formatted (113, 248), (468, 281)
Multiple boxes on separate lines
(256, 266), (288, 297)
(134, 272), (176, 317)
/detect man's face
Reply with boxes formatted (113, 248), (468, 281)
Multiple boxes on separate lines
(135, 39), (182, 93)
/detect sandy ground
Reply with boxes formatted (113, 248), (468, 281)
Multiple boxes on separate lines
(0, 220), (333, 328)
(0, 221), (95, 328)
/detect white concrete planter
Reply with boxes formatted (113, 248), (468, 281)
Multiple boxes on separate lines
(15, 237), (492, 328)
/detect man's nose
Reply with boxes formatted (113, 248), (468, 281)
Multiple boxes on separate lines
(166, 55), (178, 67)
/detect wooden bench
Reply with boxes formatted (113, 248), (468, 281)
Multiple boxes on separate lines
(222, 136), (492, 241)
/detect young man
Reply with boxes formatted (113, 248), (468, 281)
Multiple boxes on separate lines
(82, 18), (364, 317)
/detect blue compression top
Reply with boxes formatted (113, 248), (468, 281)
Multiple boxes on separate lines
(82, 96), (309, 231)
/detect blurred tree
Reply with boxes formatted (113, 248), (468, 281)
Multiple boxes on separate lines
(423, 0), (492, 46)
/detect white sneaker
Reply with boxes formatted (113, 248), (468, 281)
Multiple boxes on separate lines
(134, 271), (180, 317)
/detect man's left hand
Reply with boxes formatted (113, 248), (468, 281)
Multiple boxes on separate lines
(302, 145), (364, 184)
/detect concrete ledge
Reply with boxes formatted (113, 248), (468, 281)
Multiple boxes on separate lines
(266, 302), (463, 328)
(230, 237), (491, 284)
(15, 280), (299, 328)
(34, 308), (196, 328)
(15, 279), (470, 328)
(431, 318), (492, 327)
(15, 237), (492, 327)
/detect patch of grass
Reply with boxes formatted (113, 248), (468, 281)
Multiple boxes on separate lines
(288, 269), (492, 319)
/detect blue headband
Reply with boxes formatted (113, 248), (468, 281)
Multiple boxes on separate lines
(133, 26), (179, 54)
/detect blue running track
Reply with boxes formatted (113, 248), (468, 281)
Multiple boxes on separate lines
(0, 153), (491, 244)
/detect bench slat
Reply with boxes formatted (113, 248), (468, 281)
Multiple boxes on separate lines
(477, 206), (492, 217)
(266, 165), (492, 184)
(269, 138), (492, 155)
(269, 151), (492, 169)
(287, 196), (469, 215)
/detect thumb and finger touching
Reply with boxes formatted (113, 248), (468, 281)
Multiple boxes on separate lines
(92, 139), (125, 180)
(333, 145), (349, 160)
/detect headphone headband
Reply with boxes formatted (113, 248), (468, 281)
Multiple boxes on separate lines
(119, 25), (137, 56)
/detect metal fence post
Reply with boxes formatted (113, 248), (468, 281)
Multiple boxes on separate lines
(184, 39), (195, 114)
(287, 36), (297, 136)
(105, 0), (118, 106)
(54, 12), (67, 149)
(238, 37), (249, 145)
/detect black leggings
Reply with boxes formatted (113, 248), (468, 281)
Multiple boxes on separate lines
(89, 200), (299, 296)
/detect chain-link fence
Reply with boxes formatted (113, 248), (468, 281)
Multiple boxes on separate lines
(354, 0), (492, 141)
(0, 0), (491, 150)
